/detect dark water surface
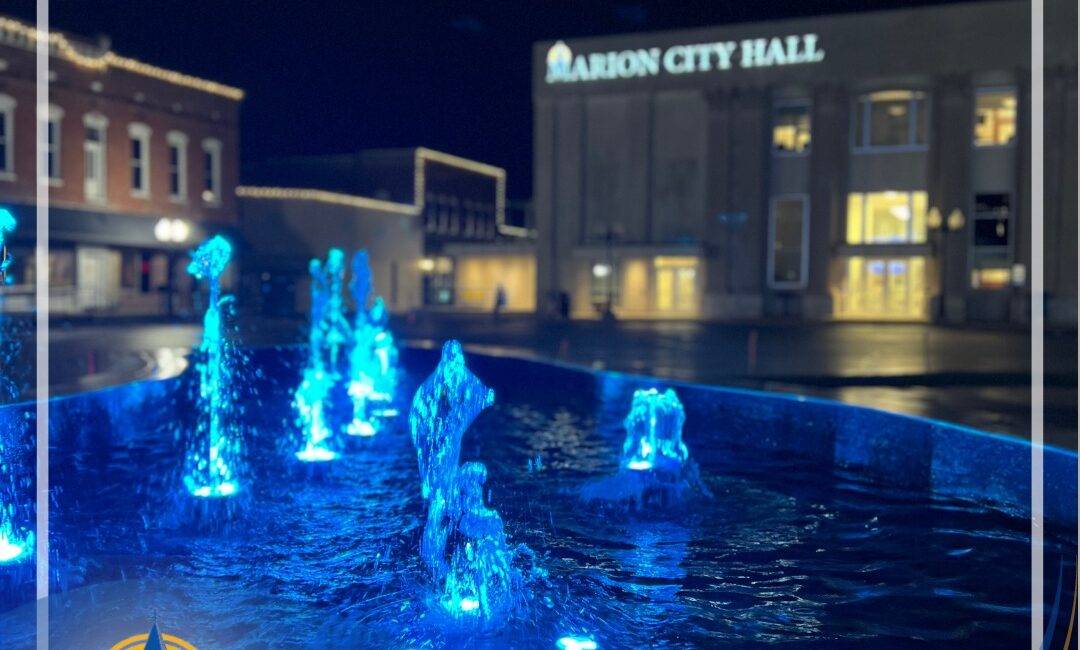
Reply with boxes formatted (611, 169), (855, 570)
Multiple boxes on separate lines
(0, 350), (1074, 648)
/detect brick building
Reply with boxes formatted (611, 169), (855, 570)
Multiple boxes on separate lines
(0, 16), (242, 316)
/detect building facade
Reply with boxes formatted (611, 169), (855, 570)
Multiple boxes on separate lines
(237, 187), (424, 316)
(533, 0), (1077, 323)
(242, 148), (536, 315)
(0, 16), (242, 316)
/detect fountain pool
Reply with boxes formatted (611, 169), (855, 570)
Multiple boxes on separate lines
(0, 345), (1075, 648)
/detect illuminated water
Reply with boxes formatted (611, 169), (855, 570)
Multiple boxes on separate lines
(347, 250), (398, 437)
(410, 341), (527, 621)
(0, 208), (32, 565)
(582, 387), (709, 509)
(181, 236), (243, 499)
(295, 248), (349, 462)
(0, 348), (1075, 647)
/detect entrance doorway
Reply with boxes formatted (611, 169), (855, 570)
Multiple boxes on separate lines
(835, 256), (927, 320)
(654, 256), (698, 313)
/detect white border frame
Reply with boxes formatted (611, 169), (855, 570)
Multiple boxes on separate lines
(35, 0), (50, 646)
(1029, 2), (1045, 648)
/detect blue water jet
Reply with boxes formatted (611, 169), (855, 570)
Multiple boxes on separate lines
(346, 250), (398, 437)
(182, 235), (243, 498)
(0, 208), (32, 564)
(294, 249), (349, 461)
(409, 340), (523, 621)
(583, 388), (707, 508)
(621, 388), (688, 474)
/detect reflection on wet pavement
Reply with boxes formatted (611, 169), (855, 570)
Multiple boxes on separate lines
(5, 316), (1075, 448)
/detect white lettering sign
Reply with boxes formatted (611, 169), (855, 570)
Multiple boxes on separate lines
(546, 34), (824, 84)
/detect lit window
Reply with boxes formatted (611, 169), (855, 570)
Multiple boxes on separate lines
(46, 104), (63, 182)
(83, 112), (108, 203)
(974, 88), (1016, 146)
(772, 102), (811, 154)
(768, 196), (808, 288)
(128, 123), (151, 197)
(0, 93), (15, 179)
(846, 191), (928, 244)
(854, 90), (928, 149)
(167, 131), (188, 202)
(202, 138), (222, 204)
(971, 268), (1010, 290)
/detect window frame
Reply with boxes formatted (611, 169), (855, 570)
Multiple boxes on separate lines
(46, 104), (64, 185)
(968, 190), (1015, 290)
(771, 99), (812, 157)
(852, 90), (930, 153)
(767, 194), (811, 290)
(201, 137), (222, 205)
(83, 112), (109, 204)
(128, 122), (152, 199)
(972, 85), (1018, 149)
(0, 93), (16, 180)
(166, 130), (189, 203)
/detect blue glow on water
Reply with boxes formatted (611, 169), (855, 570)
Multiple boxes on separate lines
(621, 388), (687, 475)
(347, 250), (398, 437)
(294, 366), (339, 462)
(0, 530), (31, 565)
(409, 340), (524, 621)
(557, 636), (599, 650)
(182, 235), (243, 499)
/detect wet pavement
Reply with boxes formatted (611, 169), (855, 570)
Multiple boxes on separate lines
(6, 313), (1077, 449)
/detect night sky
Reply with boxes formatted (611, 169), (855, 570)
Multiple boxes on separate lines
(8, 1), (975, 199)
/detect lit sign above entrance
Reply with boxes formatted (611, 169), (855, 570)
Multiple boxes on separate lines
(545, 34), (824, 84)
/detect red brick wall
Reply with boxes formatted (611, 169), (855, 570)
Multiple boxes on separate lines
(0, 41), (240, 226)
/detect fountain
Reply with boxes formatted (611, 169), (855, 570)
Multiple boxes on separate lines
(409, 340), (522, 621)
(346, 250), (398, 437)
(583, 387), (707, 508)
(182, 235), (243, 499)
(294, 249), (348, 461)
(0, 208), (32, 564)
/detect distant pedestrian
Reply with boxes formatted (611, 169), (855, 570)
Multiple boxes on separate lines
(493, 285), (507, 321)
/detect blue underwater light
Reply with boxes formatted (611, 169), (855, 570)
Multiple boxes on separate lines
(557, 636), (599, 650)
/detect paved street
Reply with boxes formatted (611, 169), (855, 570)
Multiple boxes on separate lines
(4, 314), (1076, 448)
